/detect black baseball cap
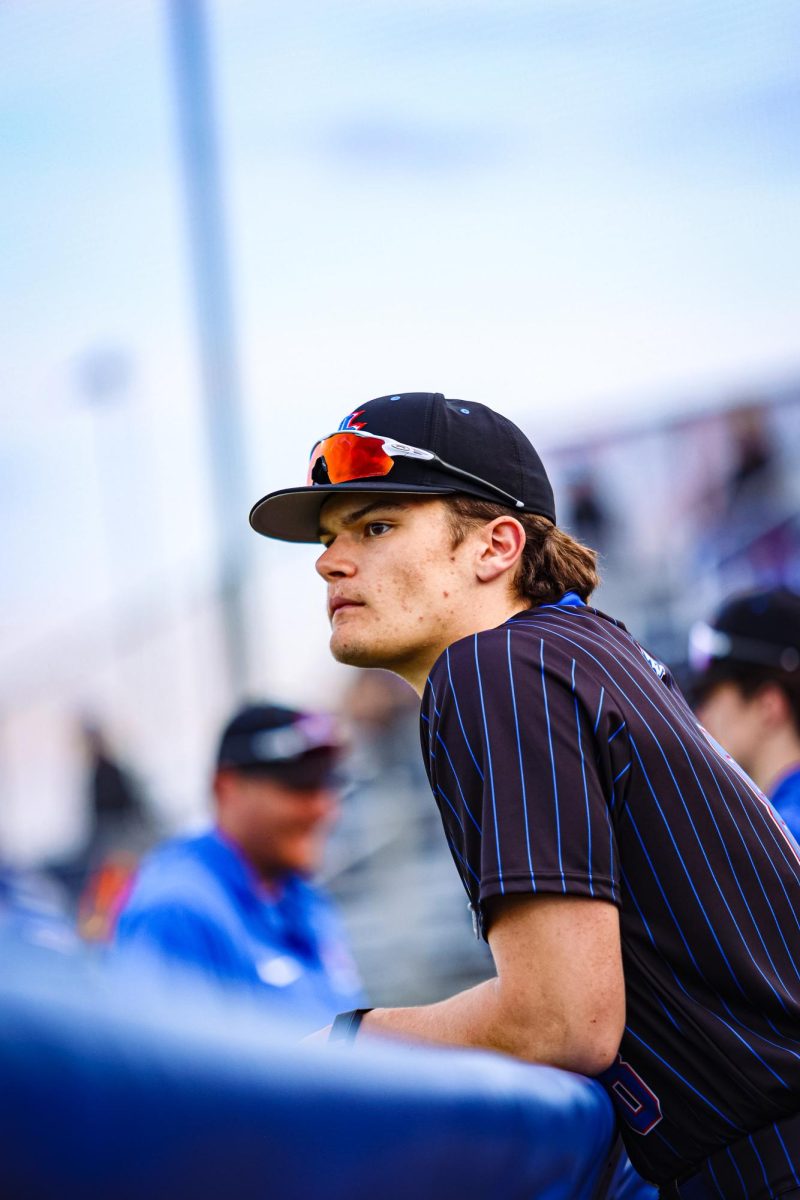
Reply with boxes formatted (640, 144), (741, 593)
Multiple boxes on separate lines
(216, 704), (342, 789)
(249, 392), (556, 543)
(689, 587), (800, 699)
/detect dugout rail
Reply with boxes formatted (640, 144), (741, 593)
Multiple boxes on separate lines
(0, 937), (619, 1199)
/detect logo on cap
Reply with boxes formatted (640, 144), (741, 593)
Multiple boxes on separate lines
(338, 409), (367, 432)
(251, 714), (338, 763)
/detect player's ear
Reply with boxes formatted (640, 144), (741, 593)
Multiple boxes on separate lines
(756, 683), (791, 731)
(474, 516), (526, 584)
(213, 769), (239, 809)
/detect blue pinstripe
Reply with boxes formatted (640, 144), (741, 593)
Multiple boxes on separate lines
(571, 657), (594, 897)
(434, 733), (482, 833)
(446, 834), (481, 887)
(426, 675), (442, 718)
(624, 1025), (743, 1131)
(774, 1122), (800, 1187)
(622, 809), (728, 990)
(445, 646), (484, 781)
(474, 636), (504, 892)
(651, 988), (682, 1033)
(539, 639), (566, 893)
(435, 784), (466, 834)
(507, 629), (536, 888)
(706, 1157), (724, 1197)
(419, 711), (436, 761)
(651, 1124), (683, 1163)
(607, 806), (616, 893)
(724, 1145), (748, 1196)
(594, 686), (605, 733)
(748, 1133), (772, 1195)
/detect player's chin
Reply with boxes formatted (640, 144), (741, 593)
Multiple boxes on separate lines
(329, 632), (385, 669)
(287, 840), (326, 877)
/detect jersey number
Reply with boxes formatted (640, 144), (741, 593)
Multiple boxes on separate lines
(601, 1053), (663, 1135)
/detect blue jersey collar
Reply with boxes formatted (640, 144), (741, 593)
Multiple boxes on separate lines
(554, 591), (586, 608)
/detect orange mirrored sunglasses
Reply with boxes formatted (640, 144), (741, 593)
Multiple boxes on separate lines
(306, 429), (524, 508)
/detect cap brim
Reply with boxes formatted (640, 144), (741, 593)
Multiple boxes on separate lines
(249, 483), (458, 544)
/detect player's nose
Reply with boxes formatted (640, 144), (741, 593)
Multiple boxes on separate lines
(315, 540), (356, 581)
(309, 788), (339, 823)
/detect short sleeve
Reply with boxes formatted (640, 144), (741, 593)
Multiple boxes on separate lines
(423, 624), (621, 922)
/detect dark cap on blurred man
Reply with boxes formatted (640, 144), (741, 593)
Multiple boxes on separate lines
(216, 703), (342, 791)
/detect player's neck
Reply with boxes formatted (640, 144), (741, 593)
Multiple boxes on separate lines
(402, 594), (530, 697)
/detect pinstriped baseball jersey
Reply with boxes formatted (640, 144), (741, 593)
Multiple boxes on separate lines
(421, 595), (800, 1186)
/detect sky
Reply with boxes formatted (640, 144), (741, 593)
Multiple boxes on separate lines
(1, 0), (799, 851)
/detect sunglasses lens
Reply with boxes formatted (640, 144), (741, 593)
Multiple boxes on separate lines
(306, 442), (325, 485)
(306, 433), (395, 486)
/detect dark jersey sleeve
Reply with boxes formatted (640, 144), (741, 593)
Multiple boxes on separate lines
(423, 624), (621, 928)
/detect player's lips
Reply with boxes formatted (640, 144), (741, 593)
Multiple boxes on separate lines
(328, 596), (365, 620)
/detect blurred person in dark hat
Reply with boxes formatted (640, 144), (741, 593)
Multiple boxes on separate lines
(690, 586), (800, 839)
(114, 704), (365, 1030)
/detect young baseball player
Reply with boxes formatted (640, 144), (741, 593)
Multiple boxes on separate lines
(250, 393), (800, 1198)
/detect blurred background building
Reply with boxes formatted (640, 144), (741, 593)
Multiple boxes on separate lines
(2, 0), (798, 1003)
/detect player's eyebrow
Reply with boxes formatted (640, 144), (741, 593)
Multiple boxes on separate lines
(318, 500), (411, 539)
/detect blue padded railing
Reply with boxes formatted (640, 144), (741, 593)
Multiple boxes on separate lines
(0, 936), (619, 1200)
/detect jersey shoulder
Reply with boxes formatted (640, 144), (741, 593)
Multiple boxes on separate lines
(122, 833), (232, 921)
(428, 605), (605, 692)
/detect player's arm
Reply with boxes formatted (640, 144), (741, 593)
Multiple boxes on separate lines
(352, 891), (625, 1077)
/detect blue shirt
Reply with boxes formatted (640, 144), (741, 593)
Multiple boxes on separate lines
(114, 829), (365, 1031)
(771, 764), (800, 844)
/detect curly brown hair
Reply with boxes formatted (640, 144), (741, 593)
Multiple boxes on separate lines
(444, 496), (601, 606)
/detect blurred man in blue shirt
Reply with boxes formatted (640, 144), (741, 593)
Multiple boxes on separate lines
(689, 586), (800, 839)
(115, 704), (365, 1031)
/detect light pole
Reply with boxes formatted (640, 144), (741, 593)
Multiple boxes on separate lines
(165, 0), (250, 697)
